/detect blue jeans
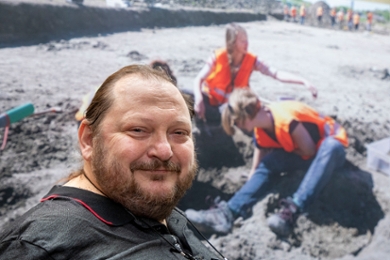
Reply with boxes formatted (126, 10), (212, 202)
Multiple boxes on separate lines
(228, 137), (346, 218)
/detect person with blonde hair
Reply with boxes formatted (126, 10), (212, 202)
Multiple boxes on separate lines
(193, 23), (317, 126)
(186, 88), (348, 236)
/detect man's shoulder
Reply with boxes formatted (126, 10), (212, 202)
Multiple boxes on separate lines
(0, 199), (91, 259)
(0, 186), (116, 242)
(0, 197), (130, 259)
(1, 198), (92, 238)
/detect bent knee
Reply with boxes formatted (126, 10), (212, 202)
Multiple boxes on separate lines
(323, 137), (346, 159)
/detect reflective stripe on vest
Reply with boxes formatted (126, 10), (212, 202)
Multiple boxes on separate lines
(203, 48), (256, 106)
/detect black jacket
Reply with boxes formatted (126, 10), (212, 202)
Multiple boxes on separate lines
(0, 186), (222, 260)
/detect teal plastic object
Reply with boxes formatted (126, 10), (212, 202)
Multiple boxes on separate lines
(0, 103), (35, 128)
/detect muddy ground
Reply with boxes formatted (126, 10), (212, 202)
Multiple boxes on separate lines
(1, 1), (390, 259)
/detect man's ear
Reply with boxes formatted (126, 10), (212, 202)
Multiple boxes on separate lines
(78, 120), (94, 161)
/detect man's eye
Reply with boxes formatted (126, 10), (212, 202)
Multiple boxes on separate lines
(131, 128), (144, 133)
(175, 130), (188, 136)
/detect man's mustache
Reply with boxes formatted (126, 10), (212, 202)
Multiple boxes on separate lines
(130, 159), (181, 173)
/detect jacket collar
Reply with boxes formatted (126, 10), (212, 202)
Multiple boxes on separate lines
(41, 185), (167, 228)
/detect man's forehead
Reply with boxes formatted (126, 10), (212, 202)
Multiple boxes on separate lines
(115, 74), (154, 92)
(110, 74), (188, 115)
(113, 74), (175, 96)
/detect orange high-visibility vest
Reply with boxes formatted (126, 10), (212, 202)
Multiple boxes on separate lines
(367, 12), (373, 24)
(203, 49), (257, 106)
(254, 101), (348, 158)
(291, 6), (297, 17)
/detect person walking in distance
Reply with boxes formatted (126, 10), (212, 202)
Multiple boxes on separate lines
(353, 12), (361, 31)
(347, 9), (353, 30)
(290, 5), (297, 23)
(299, 4), (306, 25)
(316, 5), (323, 26)
(337, 9), (345, 30)
(330, 7), (337, 28)
(284, 5), (290, 22)
(366, 11), (373, 31)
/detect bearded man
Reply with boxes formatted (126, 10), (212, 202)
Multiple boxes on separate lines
(0, 65), (226, 260)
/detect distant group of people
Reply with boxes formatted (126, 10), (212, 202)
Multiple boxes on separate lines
(284, 4), (307, 25)
(333, 8), (374, 31)
(284, 4), (374, 32)
(0, 22), (350, 258)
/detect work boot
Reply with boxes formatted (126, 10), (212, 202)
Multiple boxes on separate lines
(267, 198), (299, 236)
(185, 200), (234, 235)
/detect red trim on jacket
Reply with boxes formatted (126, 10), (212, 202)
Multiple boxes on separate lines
(41, 195), (114, 226)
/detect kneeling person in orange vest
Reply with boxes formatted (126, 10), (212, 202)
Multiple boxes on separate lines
(185, 88), (348, 236)
(193, 23), (318, 126)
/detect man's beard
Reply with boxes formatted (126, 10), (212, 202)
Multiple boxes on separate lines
(91, 136), (197, 221)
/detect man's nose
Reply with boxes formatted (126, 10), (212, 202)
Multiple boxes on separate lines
(148, 134), (173, 161)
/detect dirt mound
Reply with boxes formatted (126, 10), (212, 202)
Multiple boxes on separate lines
(178, 118), (387, 259)
(0, 103), (78, 176)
